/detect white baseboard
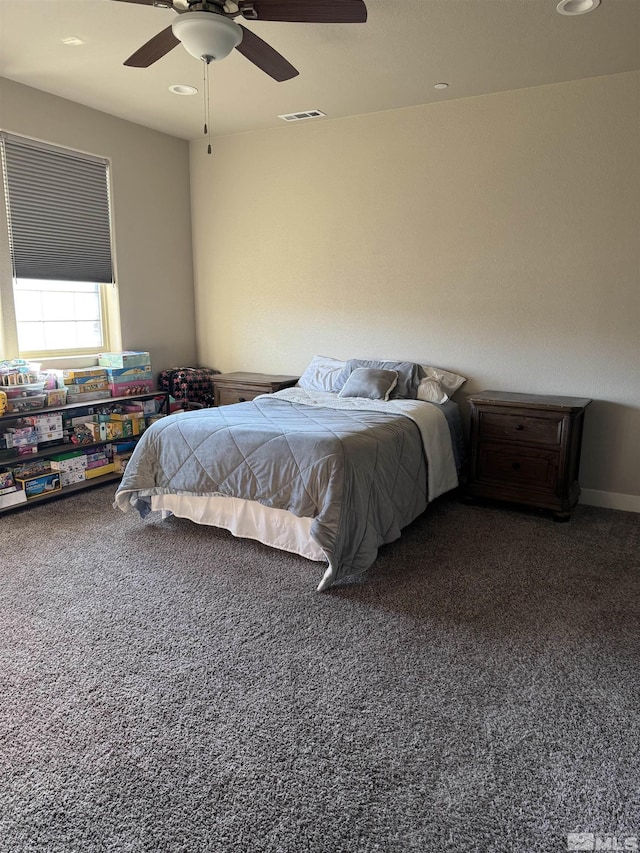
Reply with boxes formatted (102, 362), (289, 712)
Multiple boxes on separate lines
(580, 489), (640, 513)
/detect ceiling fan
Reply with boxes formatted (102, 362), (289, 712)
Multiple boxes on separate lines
(112, 0), (368, 82)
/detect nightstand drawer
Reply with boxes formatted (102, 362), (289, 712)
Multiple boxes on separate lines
(478, 411), (564, 447)
(477, 443), (559, 493)
(217, 386), (262, 406)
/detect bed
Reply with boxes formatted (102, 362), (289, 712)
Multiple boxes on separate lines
(114, 357), (466, 591)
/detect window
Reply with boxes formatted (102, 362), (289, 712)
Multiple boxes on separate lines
(14, 279), (106, 353)
(0, 132), (119, 360)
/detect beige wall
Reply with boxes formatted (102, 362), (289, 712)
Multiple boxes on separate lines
(190, 72), (640, 508)
(0, 78), (197, 374)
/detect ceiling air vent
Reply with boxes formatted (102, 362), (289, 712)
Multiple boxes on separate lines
(278, 110), (326, 122)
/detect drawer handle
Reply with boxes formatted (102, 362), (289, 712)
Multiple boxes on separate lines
(512, 462), (521, 470)
(514, 424), (525, 431)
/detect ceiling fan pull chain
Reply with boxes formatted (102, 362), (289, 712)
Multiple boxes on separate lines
(202, 58), (207, 136)
(203, 56), (213, 154)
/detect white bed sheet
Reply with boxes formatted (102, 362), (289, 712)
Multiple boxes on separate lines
(150, 492), (326, 562)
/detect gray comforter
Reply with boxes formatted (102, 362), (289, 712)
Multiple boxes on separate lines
(114, 392), (459, 586)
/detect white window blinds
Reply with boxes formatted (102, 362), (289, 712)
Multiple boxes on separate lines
(0, 132), (114, 283)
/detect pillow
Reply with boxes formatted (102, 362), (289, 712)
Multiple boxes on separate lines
(344, 359), (422, 399)
(421, 365), (466, 396)
(416, 377), (449, 404)
(338, 368), (398, 401)
(298, 355), (350, 393)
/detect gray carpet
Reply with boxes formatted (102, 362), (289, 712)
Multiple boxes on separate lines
(1, 486), (638, 853)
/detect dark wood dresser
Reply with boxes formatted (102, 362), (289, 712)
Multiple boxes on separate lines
(213, 372), (299, 407)
(467, 390), (591, 521)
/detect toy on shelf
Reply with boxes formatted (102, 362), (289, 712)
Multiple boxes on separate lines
(0, 359), (38, 386)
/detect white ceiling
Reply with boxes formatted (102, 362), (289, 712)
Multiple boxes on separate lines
(1, 0), (638, 141)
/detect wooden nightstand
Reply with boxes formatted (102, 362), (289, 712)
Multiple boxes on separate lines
(467, 390), (591, 521)
(213, 372), (299, 407)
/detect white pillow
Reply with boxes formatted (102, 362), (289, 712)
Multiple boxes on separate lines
(416, 377), (449, 404)
(421, 365), (467, 396)
(297, 355), (348, 393)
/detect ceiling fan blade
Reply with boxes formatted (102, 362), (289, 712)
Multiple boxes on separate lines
(124, 25), (180, 67)
(235, 25), (299, 81)
(238, 0), (367, 23)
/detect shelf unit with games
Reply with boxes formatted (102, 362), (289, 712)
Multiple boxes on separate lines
(0, 390), (169, 514)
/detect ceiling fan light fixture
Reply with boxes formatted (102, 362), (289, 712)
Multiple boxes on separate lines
(556, 0), (600, 15)
(172, 12), (242, 61)
(169, 84), (198, 95)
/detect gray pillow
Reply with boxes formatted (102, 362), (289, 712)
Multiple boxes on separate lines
(338, 368), (398, 401)
(344, 359), (423, 399)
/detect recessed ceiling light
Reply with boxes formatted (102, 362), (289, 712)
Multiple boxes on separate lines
(169, 84), (198, 96)
(434, 83), (449, 90)
(61, 36), (85, 46)
(556, 0), (600, 15)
